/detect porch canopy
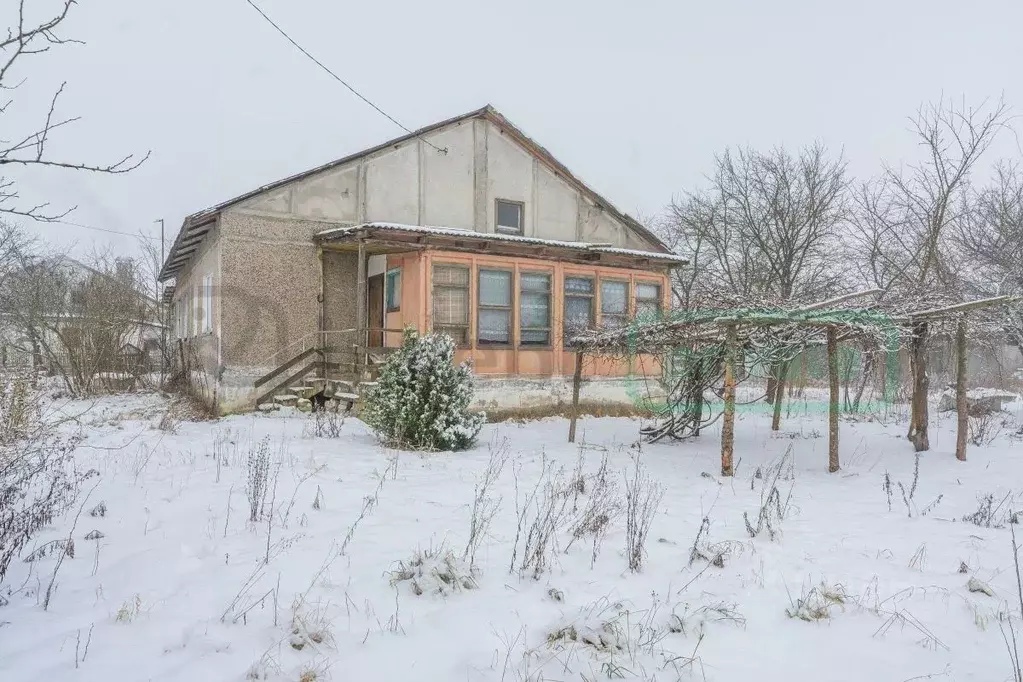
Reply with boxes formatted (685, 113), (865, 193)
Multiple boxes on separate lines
(313, 222), (688, 270)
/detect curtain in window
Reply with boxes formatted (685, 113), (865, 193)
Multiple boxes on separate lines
(601, 281), (628, 328)
(520, 273), (550, 345)
(565, 297), (591, 330)
(479, 310), (510, 343)
(434, 288), (467, 325)
(635, 283), (661, 320)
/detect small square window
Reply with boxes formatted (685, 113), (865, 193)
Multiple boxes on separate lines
(496, 200), (523, 234)
(385, 269), (401, 312)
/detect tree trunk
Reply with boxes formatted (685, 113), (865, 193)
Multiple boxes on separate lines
(568, 351), (584, 443)
(721, 324), (737, 477)
(827, 326), (840, 473)
(851, 346), (874, 412)
(771, 360), (789, 431)
(955, 317), (968, 461)
(908, 321), (930, 452)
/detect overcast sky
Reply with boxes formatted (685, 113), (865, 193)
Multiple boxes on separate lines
(7, 0), (1023, 260)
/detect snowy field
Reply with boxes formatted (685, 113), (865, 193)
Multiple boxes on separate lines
(2, 391), (1022, 682)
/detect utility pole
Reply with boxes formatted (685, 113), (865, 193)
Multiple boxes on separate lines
(155, 218), (166, 373)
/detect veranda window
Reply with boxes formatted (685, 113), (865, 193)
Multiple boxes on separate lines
(600, 280), (629, 328)
(478, 269), (512, 345)
(635, 282), (661, 320)
(519, 272), (551, 346)
(432, 264), (470, 344)
(385, 268), (401, 312)
(563, 276), (594, 344)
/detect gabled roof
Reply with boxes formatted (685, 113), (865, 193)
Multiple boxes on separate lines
(159, 105), (670, 280)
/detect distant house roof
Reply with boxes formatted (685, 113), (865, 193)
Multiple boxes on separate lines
(159, 105), (673, 281)
(316, 222), (687, 268)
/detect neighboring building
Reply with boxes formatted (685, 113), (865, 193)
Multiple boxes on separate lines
(158, 106), (686, 414)
(2, 255), (163, 378)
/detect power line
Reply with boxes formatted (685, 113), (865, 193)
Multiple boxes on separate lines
(241, 0), (447, 154)
(51, 219), (163, 242)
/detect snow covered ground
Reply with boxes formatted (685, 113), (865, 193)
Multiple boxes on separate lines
(2, 391), (1022, 682)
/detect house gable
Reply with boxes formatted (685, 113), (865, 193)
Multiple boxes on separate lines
(161, 106), (668, 281)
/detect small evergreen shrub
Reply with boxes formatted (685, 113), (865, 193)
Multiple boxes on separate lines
(362, 330), (484, 451)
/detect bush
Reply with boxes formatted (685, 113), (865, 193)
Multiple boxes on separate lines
(361, 330), (484, 451)
(1, 380), (92, 586)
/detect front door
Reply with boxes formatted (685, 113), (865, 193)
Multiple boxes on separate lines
(367, 273), (384, 347)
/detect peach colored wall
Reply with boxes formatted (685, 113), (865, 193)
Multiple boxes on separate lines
(381, 249), (669, 379)
(384, 253), (422, 346)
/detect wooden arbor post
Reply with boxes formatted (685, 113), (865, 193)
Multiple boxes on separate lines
(568, 350), (584, 443)
(826, 326), (840, 473)
(771, 359), (789, 431)
(720, 322), (738, 477)
(907, 320), (930, 452)
(955, 315), (968, 461)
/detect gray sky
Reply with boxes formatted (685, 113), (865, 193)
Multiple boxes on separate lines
(9, 0), (1023, 259)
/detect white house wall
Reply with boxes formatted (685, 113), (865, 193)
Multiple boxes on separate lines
(227, 116), (658, 250)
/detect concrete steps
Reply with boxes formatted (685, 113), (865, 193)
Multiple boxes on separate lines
(257, 375), (377, 413)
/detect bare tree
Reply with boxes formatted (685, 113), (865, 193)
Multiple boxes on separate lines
(661, 143), (851, 403)
(849, 97), (1011, 451)
(957, 161), (1023, 351)
(851, 98), (1010, 296)
(664, 143), (850, 306)
(0, 245), (155, 395)
(1, 1), (148, 221)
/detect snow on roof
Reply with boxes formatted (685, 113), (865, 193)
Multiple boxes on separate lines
(316, 222), (687, 264)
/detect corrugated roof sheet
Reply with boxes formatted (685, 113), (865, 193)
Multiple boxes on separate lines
(316, 222), (687, 263)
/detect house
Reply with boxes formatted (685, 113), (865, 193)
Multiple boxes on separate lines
(158, 106), (686, 414)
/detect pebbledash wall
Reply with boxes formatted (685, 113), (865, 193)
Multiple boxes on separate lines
(169, 112), (673, 414)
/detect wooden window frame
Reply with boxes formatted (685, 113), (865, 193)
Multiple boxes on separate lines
(431, 263), (471, 346)
(519, 269), (553, 348)
(599, 278), (630, 329)
(563, 275), (595, 346)
(494, 198), (525, 235)
(477, 267), (514, 348)
(385, 268), (401, 313)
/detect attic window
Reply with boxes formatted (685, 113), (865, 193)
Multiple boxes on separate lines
(495, 199), (524, 235)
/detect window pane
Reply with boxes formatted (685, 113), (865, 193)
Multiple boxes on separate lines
(496, 201), (522, 232)
(386, 270), (401, 310)
(479, 270), (511, 306)
(433, 287), (467, 325)
(520, 272), (550, 292)
(565, 297), (592, 330)
(520, 292), (549, 328)
(636, 300), (660, 319)
(436, 326), (467, 345)
(601, 281), (628, 314)
(433, 265), (468, 286)
(479, 310), (510, 343)
(636, 283), (660, 300)
(565, 277), (593, 294)
(521, 329), (549, 345)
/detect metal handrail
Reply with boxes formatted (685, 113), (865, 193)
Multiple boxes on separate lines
(260, 328), (407, 369)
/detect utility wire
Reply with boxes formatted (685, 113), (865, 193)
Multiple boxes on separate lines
(242, 0), (447, 154)
(51, 219), (163, 242)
